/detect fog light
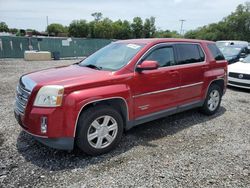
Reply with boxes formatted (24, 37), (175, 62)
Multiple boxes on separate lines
(41, 117), (47, 134)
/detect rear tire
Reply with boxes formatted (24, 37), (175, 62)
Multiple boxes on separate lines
(200, 84), (222, 115)
(76, 105), (123, 156)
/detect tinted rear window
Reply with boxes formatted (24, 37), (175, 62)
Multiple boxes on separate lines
(208, 43), (225, 60)
(176, 44), (205, 65)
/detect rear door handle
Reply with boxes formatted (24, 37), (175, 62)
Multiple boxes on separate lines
(202, 65), (209, 70)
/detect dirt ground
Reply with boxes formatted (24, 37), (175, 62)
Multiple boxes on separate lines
(0, 59), (249, 188)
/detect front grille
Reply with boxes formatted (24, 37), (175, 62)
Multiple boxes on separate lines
(228, 80), (250, 88)
(229, 72), (250, 80)
(15, 82), (31, 115)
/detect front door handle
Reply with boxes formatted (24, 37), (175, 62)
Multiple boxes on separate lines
(169, 70), (179, 75)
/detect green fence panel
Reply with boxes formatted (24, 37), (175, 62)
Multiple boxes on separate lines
(0, 36), (30, 58)
(0, 36), (112, 58)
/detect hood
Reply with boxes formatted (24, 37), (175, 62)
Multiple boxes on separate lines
(228, 62), (250, 74)
(26, 64), (112, 87)
(225, 55), (239, 64)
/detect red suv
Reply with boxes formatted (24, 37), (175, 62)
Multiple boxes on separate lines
(14, 39), (227, 155)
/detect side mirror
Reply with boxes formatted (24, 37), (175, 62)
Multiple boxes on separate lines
(239, 58), (244, 62)
(136, 60), (159, 72)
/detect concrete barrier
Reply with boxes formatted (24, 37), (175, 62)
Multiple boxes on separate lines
(24, 51), (51, 61)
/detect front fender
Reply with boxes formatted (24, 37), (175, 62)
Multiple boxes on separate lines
(63, 84), (132, 137)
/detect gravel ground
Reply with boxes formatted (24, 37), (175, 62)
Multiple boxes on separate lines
(0, 59), (249, 188)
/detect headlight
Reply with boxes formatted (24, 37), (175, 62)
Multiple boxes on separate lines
(34, 85), (64, 107)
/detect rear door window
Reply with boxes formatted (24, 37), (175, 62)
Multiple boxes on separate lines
(208, 43), (225, 60)
(175, 44), (205, 65)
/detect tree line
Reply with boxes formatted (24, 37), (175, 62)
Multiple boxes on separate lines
(184, 2), (250, 41)
(1, 2), (249, 41)
(46, 13), (180, 39)
(0, 13), (180, 39)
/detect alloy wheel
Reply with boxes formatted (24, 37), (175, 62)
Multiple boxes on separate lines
(87, 115), (118, 149)
(207, 90), (220, 111)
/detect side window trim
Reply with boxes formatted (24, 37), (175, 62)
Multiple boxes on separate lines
(173, 44), (181, 64)
(134, 42), (207, 72)
(197, 45), (205, 62)
(207, 43), (225, 61)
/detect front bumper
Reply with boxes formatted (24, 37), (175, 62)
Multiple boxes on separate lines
(34, 136), (74, 150)
(14, 110), (75, 150)
(14, 76), (76, 150)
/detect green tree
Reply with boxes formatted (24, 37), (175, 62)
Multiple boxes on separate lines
(68, 20), (89, 38)
(185, 21), (228, 40)
(112, 20), (132, 39)
(0, 22), (9, 32)
(16, 29), (26, 36)
(112, 20), (124, 39)
(131, 17), (143, 38)
(91, 12), (103, 22)
(121, 20), (133, 39)
(143, 17), (156, 38)
(47, 23), (67, 36)
(88, 21), (95, 38)
(93, 18), (113, 38)
(224, 3), (250, 41)
(155, 30), (181, 38)
(9, 28), (18, 34)
(185, 2), (250, 41)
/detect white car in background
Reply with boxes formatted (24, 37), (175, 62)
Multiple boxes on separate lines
(216, 40), (249, 48)
(228, 54), (250, 89)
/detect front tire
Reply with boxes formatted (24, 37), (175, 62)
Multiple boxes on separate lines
(200, 84), (222, 115)
(76, 105), (123, 156)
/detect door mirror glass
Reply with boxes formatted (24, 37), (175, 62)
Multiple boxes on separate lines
(136, 60), (159, 72)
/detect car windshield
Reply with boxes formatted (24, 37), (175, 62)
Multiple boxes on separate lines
(79, 42), (145, 71)
(219, 46), (241, 57)
(242, 55), (250, 63)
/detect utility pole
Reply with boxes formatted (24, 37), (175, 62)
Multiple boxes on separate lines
(46, 16), (49, 36)
(179, 19), (186, 36)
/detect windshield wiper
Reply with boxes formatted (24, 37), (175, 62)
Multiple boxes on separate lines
(73, 57), (87, 65)
(84, 64), (102, 70)
(73, 61), (81, 65)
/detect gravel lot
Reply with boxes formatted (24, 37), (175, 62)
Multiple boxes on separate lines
(0, 59), (249, 188)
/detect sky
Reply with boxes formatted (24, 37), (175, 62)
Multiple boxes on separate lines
(0, 0), (247, 32)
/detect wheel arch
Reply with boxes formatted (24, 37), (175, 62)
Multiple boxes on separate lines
(209, 78), (224, 91)
(73, 97), (129, 137)
(205, 78), (225, 98)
